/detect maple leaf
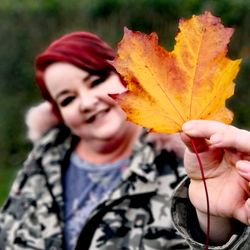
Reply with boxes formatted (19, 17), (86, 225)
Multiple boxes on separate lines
(112, 11), (241, 133)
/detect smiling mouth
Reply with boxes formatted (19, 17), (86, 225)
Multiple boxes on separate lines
(86, 108), (111, 123)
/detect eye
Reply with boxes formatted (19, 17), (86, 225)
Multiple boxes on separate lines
(59, 96), (75, 107)
(90, 77), (105, 87)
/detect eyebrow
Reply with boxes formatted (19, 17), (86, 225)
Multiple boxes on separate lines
(83, 74), (91, 82)
(54, 73), (92, 100)
(55, 90), (70, 100)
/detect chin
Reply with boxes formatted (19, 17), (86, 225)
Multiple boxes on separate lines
(96, 127), (124, 140)
(74, 126), (119, 140)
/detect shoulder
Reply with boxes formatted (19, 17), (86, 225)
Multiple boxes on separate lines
(2, 125), (73, 198)
(154, 149), (186, 193)
(30, 125), (74, 157)
(34, 124), (72, 146)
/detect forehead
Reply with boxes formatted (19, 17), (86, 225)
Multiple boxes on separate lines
(44, 62), (88, 83)
(44, 62), (89, 93)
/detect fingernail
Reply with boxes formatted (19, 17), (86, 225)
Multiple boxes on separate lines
(210, 134), (222, 144)
(236, 161), (250, 172)
(246, 198), (250, 208)
(182, 121), (194, 131)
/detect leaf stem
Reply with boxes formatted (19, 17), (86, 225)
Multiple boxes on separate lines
(191, 139), (210, 250)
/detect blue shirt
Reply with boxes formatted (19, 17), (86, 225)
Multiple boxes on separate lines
(62, 153), (129, 250)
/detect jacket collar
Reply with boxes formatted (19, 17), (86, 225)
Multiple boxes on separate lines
(122, 129), (157, 182)
(33, 126), (159, 206)
(108, 129), (159, 200)
(31, 125), (73, 220)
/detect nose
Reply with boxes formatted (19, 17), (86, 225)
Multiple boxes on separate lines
(79, 92), (98, 112)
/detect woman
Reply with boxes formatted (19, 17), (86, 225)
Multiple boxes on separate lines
(1, 31), (250, 250)
(0, 31), (186, 250)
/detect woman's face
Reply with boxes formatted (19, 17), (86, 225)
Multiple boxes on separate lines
(44, 62), (128, 141)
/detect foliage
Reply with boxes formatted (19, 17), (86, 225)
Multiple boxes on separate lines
(0, 167), (17, 205)
(0, 0), (249, 202)
(113, 12), (240, 133)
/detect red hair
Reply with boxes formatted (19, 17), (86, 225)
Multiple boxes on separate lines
(35, 31), (116, 118)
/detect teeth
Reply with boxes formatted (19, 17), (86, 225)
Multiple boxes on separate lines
(95, 110), (107, 119)
(86, 109), (109, 123)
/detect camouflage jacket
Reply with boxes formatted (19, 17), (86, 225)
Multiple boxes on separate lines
(0, 125), (188, 250)
(1, 126), (249, 250)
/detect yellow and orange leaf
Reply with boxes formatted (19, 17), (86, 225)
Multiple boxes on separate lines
(112, 11), (241, 133)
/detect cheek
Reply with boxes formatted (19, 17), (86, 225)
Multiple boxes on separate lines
(60, 109), (81, 127)
(113, 105), (127, 121)
(101, 95), (126, 119)
(98, 75), (127, 96)
(101, 94), (118, 106)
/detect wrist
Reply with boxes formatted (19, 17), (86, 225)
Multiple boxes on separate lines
(196, 209), (238, 245)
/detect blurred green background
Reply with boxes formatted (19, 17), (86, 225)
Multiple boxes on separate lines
(0, 0), (250, 205)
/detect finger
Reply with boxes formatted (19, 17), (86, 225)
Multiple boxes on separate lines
(210, 129), (250, 154)
(236, 161), (250, 181)
(234, 198), (250, 226)
(246, 199), (250, 226)
(184, 146), (223, 178)
(182, 120), (230, 138)
(180, 132), (209, 153)
(183, 120), (250, 154)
